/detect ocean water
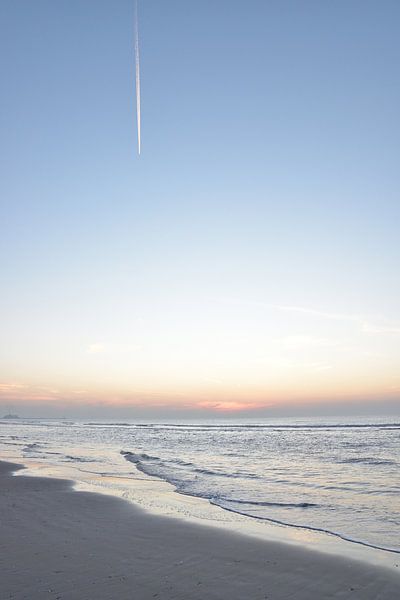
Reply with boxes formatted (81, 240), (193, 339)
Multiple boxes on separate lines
(0, 416), (399, 555)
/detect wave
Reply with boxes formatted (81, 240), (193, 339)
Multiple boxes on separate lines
(121, 451), (259, 482)
(121, 451), (160, 463)
(212, 500), (400, 555)
(338, 457), (396, 466)
(1, 441), (26, 446)
(218, 498), (319, 509)
(121, 452), (317, 507)
(19, 444), (94, 465)
(121, 448), (400, 555)
(84, 422), (400, 431)
(8, 419), (400, 432)
(22, 442), (41, 452)
(84, 422), (137, 427)
(63, 455), (93, 463)
(194, 467), (259, 479)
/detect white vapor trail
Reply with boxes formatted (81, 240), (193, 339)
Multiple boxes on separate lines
(134, 0), (141, 154)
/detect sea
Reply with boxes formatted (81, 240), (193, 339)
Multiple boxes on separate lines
(1, 416), (399, 560)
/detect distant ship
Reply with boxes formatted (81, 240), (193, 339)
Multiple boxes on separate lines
(2, 413), (20, 419)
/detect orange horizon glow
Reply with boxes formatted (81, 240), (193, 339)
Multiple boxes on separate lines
(2, 304), (400, 415)
(1, 378), (398, 415)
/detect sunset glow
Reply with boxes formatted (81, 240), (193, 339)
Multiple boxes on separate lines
(1, 1), (399, 418)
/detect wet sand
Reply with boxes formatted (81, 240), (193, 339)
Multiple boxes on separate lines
(1, 460), (399, 600)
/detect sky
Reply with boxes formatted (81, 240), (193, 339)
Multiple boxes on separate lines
(1, 0), (399, 418)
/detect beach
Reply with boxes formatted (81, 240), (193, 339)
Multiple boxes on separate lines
(1, 460), (399, 600)
(2, 2), (400, 598)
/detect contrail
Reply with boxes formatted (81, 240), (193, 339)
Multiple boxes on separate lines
(134, 0), (141, 154)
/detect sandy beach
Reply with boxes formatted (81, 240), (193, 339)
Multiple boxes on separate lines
(1, 460), (399, 600)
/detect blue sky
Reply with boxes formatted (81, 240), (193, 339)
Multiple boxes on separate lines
(1, 1), (399, 416)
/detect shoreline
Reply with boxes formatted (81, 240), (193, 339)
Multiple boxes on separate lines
(1, 415), (398, 569)
(6, 448), (399, 573)
(1, 459), (399, 600)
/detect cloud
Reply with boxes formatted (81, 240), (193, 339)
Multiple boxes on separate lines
(360, 321), (400, 335)
(197, 400), (265, 412)
(276, 305), (354, 321)
(202, 377), (224, 385)
(303, 362), (332, 372)
(276, 305), (400, 336)
(0, 383), (27, 391)
(279, 335), (339, 350)
(86, 342), (143, 355)
(219, 298), (400, 336)
(87, 343), (106, 354)
(0, 382), (62, 402)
